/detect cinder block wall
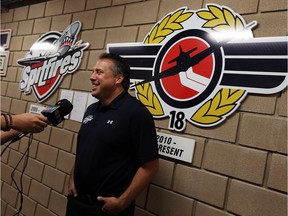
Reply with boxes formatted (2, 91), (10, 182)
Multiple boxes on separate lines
(1, 0), (287, 216)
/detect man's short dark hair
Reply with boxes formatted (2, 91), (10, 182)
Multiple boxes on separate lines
(99, 53), (131, 91)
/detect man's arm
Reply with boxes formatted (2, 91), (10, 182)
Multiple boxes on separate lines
(68, 165), (78, 196)
(97, 159), (159, 214)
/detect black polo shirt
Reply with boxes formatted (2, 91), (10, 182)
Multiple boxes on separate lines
(74, 91), (158, 197)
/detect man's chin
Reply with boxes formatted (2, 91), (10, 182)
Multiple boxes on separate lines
(91, 91), (99, 98)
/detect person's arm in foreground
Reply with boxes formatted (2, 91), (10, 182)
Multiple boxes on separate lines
(1, 113), (48, 144)
(97, 159), (159, 215)
(1, 129), (21, 144)
(1, 113), (48, 132)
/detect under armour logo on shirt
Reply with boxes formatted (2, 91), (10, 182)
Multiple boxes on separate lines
(107, 120), (113, 124)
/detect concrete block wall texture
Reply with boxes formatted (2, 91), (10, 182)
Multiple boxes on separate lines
(0, 0), (287, 215)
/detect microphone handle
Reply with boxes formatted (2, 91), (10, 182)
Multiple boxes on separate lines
(10, 132), (29, 143)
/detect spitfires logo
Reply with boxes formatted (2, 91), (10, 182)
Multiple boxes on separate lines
(18, 21), (89, 102)
(108, 4), (287, 131)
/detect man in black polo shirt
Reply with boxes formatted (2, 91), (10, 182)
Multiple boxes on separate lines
(66, 53), (159, 216)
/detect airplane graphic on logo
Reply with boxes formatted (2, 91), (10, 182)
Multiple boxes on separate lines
(107, 4), (287, 131)
(18, 21), (89, 102)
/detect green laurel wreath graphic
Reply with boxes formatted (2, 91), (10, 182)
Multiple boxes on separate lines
(136, 8), (193, 116)
(191, 5), (247, 125)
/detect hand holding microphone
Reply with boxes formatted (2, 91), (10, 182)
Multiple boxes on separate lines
(1, 113), (49, 145)
(11, 113), (49, 133)
(7, 99), (73, 143)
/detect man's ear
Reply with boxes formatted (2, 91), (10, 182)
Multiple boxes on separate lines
(116, 74), (124, 84)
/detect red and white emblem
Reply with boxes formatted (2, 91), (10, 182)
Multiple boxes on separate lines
(107, 5), (287, 131)
(18, 21), (89, 102)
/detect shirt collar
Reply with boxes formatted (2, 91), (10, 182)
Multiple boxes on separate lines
(96, 91), (127, 111)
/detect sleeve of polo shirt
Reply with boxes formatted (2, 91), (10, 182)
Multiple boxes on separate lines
(130, 105), (159, 165)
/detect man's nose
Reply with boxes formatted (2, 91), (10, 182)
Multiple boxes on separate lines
(90, 72), (97, 80)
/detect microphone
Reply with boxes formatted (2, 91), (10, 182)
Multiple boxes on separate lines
(10, 99), (73, 143)
(41, 99), (73, 126)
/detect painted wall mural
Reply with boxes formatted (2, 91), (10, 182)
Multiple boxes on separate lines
(108, 4), (287, 131)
